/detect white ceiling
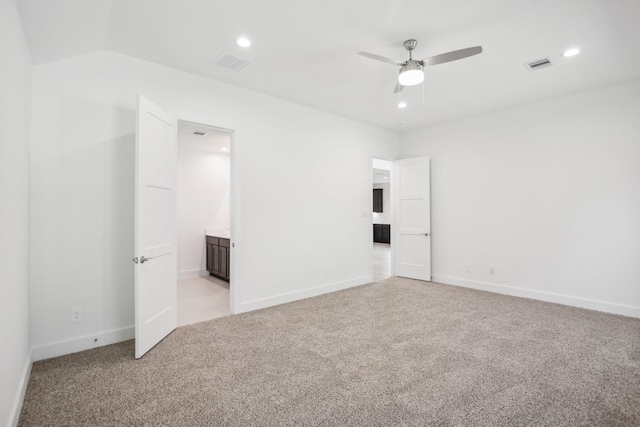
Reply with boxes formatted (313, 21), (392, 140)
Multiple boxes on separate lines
(18, 0), (640, 132)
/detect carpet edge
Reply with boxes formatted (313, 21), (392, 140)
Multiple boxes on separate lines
(434, 274), (640, 318)
(32, 325), (134, 362)
(235, 275), (372, 313)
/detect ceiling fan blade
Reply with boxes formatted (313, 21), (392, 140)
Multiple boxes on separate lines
(358, 52), (404, 66)
(420, 46), (482, 67)
(394, 83), (404, 93)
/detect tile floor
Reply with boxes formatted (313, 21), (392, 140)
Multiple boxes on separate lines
(177, 275), (230, 326)
(373, 243), (391, 282)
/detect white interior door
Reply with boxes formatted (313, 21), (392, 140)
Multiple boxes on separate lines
(134, 95), (178, 358)
(394, 156), (431, 281)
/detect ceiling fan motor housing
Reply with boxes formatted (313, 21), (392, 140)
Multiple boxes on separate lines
(399, 60), (424, 86)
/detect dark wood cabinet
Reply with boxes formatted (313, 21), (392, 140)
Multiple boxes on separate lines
(212, 244), (220, 275)
(373, 224), (391, 244)
(373, 224), (382, 242)
(373, 188), (383, 213)
(219, 238), (230, 280)
(382, 225), (390, 243)
(206, 236), (230, 282)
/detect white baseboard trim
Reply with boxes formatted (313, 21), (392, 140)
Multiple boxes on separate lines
(433, 275), (640, 319)
(32, 326), (135, 362)
(178, 269), (209, 279)
(9, 353), (32, 427)
(236, 276), (371, 314)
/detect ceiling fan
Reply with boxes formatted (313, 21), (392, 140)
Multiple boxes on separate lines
(358, 39), (482, 93)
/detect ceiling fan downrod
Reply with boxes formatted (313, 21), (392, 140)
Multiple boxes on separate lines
(403, 39), (418, 60)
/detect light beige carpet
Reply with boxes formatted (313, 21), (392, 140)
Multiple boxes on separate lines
(19, 277), (640, 426)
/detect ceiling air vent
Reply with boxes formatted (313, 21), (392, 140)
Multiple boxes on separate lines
(525, 57), (553, 71)
(215, 52), (250, 72)
(192, 131), (207, 136)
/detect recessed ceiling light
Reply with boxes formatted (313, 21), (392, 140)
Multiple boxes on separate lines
(236, 37), (251, 48)
(222, 147), (229, 152)
(563, 48), (580, 57)
(384, 176), (388, 179)
(397, 102), (407, 109)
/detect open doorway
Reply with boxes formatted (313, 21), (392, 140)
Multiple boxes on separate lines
(372, 158), (392, 281)
(176, 121), (231, 325)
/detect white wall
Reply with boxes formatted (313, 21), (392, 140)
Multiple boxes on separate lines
(372, 183), (391, 225)
(0, 0), (32, 425)
(177, 144), (230, 278)
(400, 80), (640, 317)
(29, 51), (399, 358)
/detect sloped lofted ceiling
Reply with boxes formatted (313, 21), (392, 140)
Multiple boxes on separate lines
(17, 0), (640, 131)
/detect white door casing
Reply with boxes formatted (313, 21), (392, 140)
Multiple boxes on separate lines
(134, 95), (178, 358)
(394, 156), (431, 281)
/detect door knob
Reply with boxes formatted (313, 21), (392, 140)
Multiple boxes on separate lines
(140, 256), (154, 264)
(424, 232), (430, 237)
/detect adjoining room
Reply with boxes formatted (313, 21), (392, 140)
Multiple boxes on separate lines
(372, 158), (392, 281)
(176, 122), (232, 326)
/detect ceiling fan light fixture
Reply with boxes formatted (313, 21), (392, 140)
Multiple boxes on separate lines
(398, 60), (424, 86)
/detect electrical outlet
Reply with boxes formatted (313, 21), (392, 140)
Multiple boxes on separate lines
(71, 306), (82, 323)
(465, 263), (471, 273)
(489, 267), (495, 275)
